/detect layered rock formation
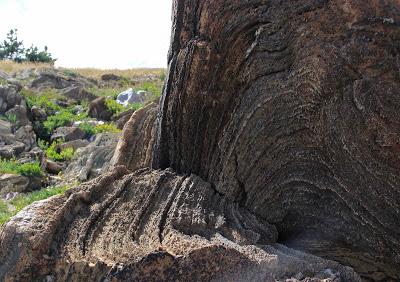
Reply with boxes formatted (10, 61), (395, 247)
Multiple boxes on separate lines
(1, 0), (399, 281)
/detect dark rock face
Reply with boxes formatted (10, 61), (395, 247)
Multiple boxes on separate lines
(0, 0), (399, 281)
(88, 96), (113, 121)
(153, 0), (400, 279)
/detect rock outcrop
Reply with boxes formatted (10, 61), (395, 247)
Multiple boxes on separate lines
(1, 0), (399, 281)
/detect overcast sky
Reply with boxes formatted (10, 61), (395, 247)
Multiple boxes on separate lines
(0, 0), (173, 69)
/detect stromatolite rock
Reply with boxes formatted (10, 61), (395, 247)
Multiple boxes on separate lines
(0, 0), (399, 281)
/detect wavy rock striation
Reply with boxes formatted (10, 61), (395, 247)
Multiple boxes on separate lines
(1, 0), (399, 281)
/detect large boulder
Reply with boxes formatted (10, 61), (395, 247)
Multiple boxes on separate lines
(51, 126), (85, 142)
(14, 125), (36, 151)
(63, 133), (119, 182)
(0, 0), (399, 281)
(116, 88), (149, 106)
(0, 85), (24, 114)
(87, 96), (113, 121)
(5, 105), (31, 128)
(0, 174), (41, 195)
(0, 119), (12, 135)
(29, 69), (96, 91)
(61, 86), (97, 102)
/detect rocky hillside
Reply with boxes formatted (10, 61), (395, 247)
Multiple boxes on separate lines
(0, 66), (164, 223)
(1, 0), (400, 281)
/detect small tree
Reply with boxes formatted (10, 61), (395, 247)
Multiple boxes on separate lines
(0, 29), (25, 62)
(25, 45), (54, 63)
(0, 29), (55, 63)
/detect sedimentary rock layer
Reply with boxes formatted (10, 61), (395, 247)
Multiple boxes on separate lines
(154, 0), (400, 279)
(1, 0), (399, 281)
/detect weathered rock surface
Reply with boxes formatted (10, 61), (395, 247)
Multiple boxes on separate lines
(0, 173), (41, 195)
(58, 139), (89, 151)
(51, 126), (85, 142)
(29, 69), (95, 90)
(88, 96), (113, 121)
(63, 133), (119, 182)
(61, 86), (97, 102)
(111, 101), (158, 171)
(0, 85), (24, 113)
(0, 0), (399, 281)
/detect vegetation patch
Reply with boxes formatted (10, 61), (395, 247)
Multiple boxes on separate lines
(79, 122), (121, 137)
(0, 159), (42, 177)
(38, 140), (74, 162)
(0, 185), (70, 225)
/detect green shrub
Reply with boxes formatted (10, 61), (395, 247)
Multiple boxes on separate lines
(37, 139), (49, 151)
(105, 98), (125, 115)
(22, 89), (62, 112)
(0, 185), (70, 225)
(0, 159), (42, 177)
(46, 141), (74, 162)
(43, 108), (86, 134)
(79, 122), (96, 137)
(79, 122), (121, 136)
(5, 112), (16, 123)
(94, 123), (121, 134)
(43, 110), (75, 133)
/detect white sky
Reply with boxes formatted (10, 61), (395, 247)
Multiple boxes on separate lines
(0, 0), (173, 69)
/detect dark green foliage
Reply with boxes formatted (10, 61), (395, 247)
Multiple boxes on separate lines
(0, 29), (24, 62)
(0, 29), (55, 63)
(25, 45), (54, 63)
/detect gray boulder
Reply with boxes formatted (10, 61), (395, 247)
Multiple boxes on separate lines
(51, 126), (85, 142)
(0, 119), (12, 135)
(63, 133), (119, 182)
(61, 86), (97, 102)
(0, 142), (25, 159)
(15, 125), (36, 151)
(116, 88), (149, 106)
(0, 85), (24, 114)
(0, 174), (41, 195)
(58, 139), (89, 151)
(5, 105), (30, 128)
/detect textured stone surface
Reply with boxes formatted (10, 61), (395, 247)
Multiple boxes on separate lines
(0, 168), (360, 281)
(63, 133), (119, 182)
(111, 101), (158, 171)
(152, 0), (400, 280)
(0, 0), (399, 281)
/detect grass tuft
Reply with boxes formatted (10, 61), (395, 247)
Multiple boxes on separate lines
(0, 185), (70, 225)
(0, 159), (42, 177)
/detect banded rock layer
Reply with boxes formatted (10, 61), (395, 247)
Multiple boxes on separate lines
(1, 0), (400, 281)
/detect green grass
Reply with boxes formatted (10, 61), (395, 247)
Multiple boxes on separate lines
(21, 88), (63, 113)
(0, 185), (70, 225)
(0, 159), (42, 177)
(138, 81), (163, 99)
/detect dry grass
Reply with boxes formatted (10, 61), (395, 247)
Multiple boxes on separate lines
(0, 60), (166, 80)
(67, 67), (166, 80)
(0, 60), (53, 73)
